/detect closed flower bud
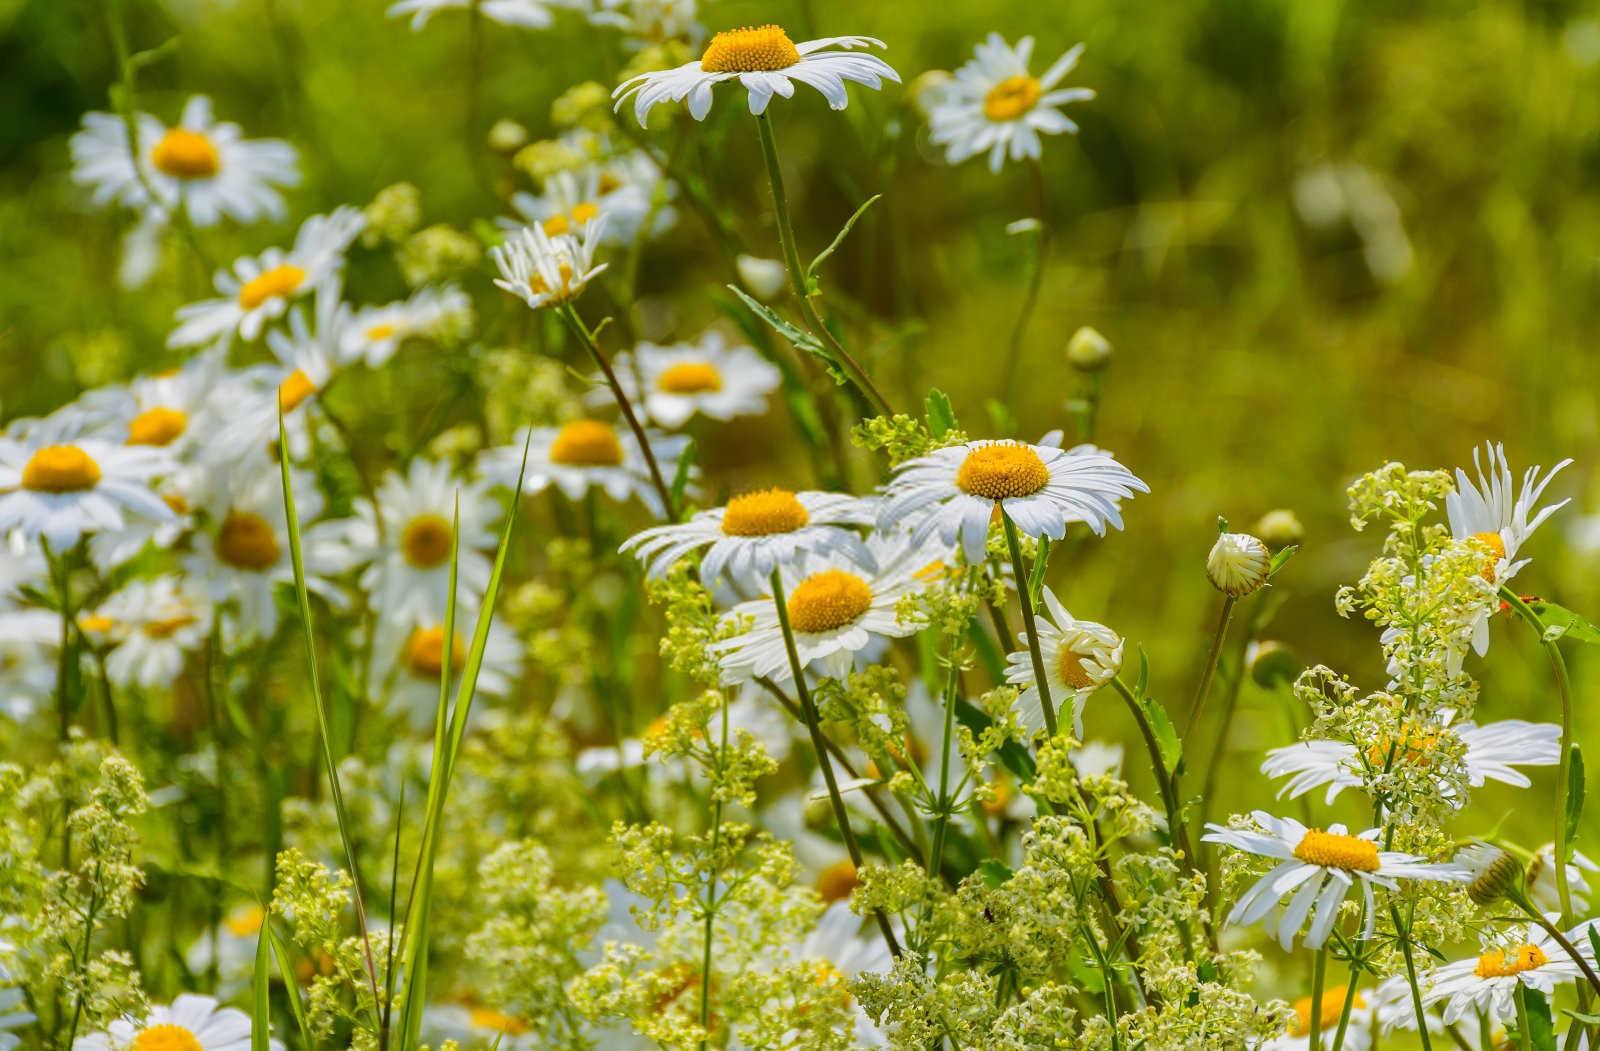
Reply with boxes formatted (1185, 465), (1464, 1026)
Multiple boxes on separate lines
(736, 254), (787, 302)
(487, 119), (529, 156)
(1207, 532), (1271, 596)
(1246, 640), (1300, 688)
(1066, 326), (1113, 372)
(1255, 508), (1305, 549)
(1466, 849), (1524, 907)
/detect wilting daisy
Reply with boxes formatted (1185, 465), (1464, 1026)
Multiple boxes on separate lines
(927, 34), (1094, 173)
(69, 95), (299, 227)
(621, 488), (873, 590)
(595, 329), (781, 429)
(1203, 811), (1468, 950)
(614, 25), (899, 123)
(490, 220), (608, 311)
(388, 0), (573, 30)
(0, 436), (173, 547)
(1447, 442), (1572, 655)
(1262, 719), (1560, 805)
(710, 531), (935, 684)
(1420, 915), (1600, 1024)
(92, 575), (212, 690)
(340, 285), (472, 367)
(481, 420), (688, 517)
(1003, 586), (1122, 738)
(1257, 984), (1372, 1051)
(879, 438), (1147, 564)
(507, 164), (672, 247)
(375, 612), (522, 730)
(73, 993), (276, 1051)
(169, 207), (365, 347)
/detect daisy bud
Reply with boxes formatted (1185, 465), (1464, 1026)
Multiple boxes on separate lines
(736, 255), (787, 302)
(1066, 326), (1112, 372)
(1466, 849), (1524, 907)
(1206, 531), (1271, 597)
(1254, 508), (1305, 549)
(487, 119), (528, 156)
(1247, 640), (1300, 688)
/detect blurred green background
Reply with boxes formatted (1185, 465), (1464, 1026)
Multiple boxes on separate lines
(3, 0), (1599, 868)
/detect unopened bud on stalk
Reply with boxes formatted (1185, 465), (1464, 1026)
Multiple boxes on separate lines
(1247, 640), (1300, 688)
(1466, 849), (1524, 907)
(1207, 529), (1271, 597)
(736, 254), (787, 302)
(487, 119), (529, 156)
(1066, 327), (1112, 372)
(1255, 508), (1305, 549)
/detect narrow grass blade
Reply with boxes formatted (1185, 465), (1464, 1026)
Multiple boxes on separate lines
(252, 905), (271, 1051)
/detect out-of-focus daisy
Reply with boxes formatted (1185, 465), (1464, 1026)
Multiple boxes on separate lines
(1420, 915), (1600, 1025)
(185, 903), (268, 995)
(340, 285), (472, 367)
(595, 329), (780, 429)
(0, 437), (172, 547)
(169, 207), (365, 347)
(1202, 811), (1468, 950)
(1003, 586), (1121, 738)
(481, 421), (688, 517)
(70, 95), (298, 227)
(1, 530), (47, 608)
(490, 221), (608, 311)
(72, 993), (277, 1051)
(1528, 843), (1600, 914)
(421, 1003), (536, 1051)
(0, 983), (31, 1051)
(1257, 984), (1371, 1051)
(590, 0), (703, 46)
(614, 25), (899, 123)
(793, 901), (892, 1046)
(388, 0), (573, 30)
(621, 488), (873, 590)
(927, 34), (1094, 173)
(507, 165), (672, 247)
(376, 613), (522, 730)
(1262, 719), (1560, 805)
(0, 609), (57, 721)
(711, 532), (934, 684)
(91, 575), (212, 691)
(879, 438), (1147, 564)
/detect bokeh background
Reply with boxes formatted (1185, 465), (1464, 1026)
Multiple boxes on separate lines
(4, 0), (1599, 907)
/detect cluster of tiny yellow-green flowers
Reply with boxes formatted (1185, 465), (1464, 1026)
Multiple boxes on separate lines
(851, 412), (970, 466)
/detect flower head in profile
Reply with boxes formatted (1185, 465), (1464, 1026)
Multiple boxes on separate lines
(1003, 586), (1121, 738)
(0, 435), (173, 547)
(879, 438), (1147, 564)
(1202, 811), (1468, 950)
(491, 220), (609, 311)
(927, 34), (1094, 172)
(1419, 916), (1600, 1025)
(507, 159), (674, 247)
(593, 328), (781, 428)
(340, 284), (472, 368)
(614, 25), (898, 124)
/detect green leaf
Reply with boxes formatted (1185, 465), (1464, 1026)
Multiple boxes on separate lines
(1524, 987), (1556, 1050)
(983, 399), (1016, 437)
(268, 925), (315, 1051)
(1568, 744), (1586, 858)
(670, 440), (698, 519)
(924, 389), (957, 439)
(977, 859), (1014, 888)
(1139, 691), (1183, 777)
(1028, 537), (1050, 605)
(251, 906), (272, 1051)
(805, 193), (881, 291)
(1529, 600), (1600, 645)
(1267, 544), (1299, 578)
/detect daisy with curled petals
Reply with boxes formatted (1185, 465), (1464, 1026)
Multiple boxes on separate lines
(1447, 441), (1572, 655)
(490, 220), (608, 312)
(614, 25), (898, 123)
(621, 487), (873, 591)
(340, 285), (472, 368)
(1262, 719), (1560, 805)
(1257, 985), (1372, 1051)
(1202, 811), (1468, 950)
(73, 992), (278, 1051)
(594, 329), (781, 429)
(480, 421), (689, 518)
(69, 95), (299, 227)
(388, 0), (573, 30)
(1003, 585), (1121, 738)
(928, 34), (1094, 173)
(507, 165), (673, 248)
(879, 438), (1148, 564)
(91, 575), (212, 691)
(0, 436), (173, 548)
(376, 611), (522, 730)
(1420, 915), (1600, 1025)
(169, 207), (365, 347)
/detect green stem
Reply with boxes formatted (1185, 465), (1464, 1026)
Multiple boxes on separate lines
(753, 112), (892, 417)
(1109, 676), (1191, 866)
(1001, 509), (1058, 737)
(46, 539), (74, 741)
(1183, 596), (1237, 743)
(1514, 984), (1533, 1051)
(698, 689), (731, 1049)
(1392, 903), (1434, 1051)
(927, 655), (961, 881)
(998, 157), (1049, 405)
(1309, 945), (1327, 1051)
(1329, 959), (1361, 1051)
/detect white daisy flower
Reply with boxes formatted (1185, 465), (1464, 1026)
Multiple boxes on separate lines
(388, 0), (574, 30)
(0, 983), (32, 1051)
(927, 34), (1094, 173)
(1528, 843), (1600, 914)
(1, 529), (48, 609)
(420, 1003), (538, 1051)
(792, 901), (893, 1047)
(1202, 811), (1469, 950)
(490, 221), (609, 311)
(169, 207), (365, 347)
(70, 95), (298, 227)
(614, 25), (899, 123)
(1262, 719), (1560, 805)
(507, 163), (672, 247)
(710, 531), (935, 684)
(590, 0), (704, 47)
(340, 285), (472, 367)
(878, 438), (1148, 564)
(185, 903), (269, 996)
(0, 436), (173, 548)
(72, 993), (277, 1051)
(90, 575), (212, 691)
(621, 487), (873, 590)
(1256, 984), (1372, 1051)
(481, 421), (689, 518)
(594, 329), (781, 428)
(1420, 916), (1600, 1025)
(1447, 442), (1572, 655)
(1003, 585), (1122, 738)
(0, 608), (57, 722)
(376, 612), (522, 731)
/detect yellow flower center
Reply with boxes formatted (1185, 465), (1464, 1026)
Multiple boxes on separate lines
(700, 25), (802, 72)
(127, 406), (189, 447)
(572, 201), (600, 225)
(21, 445), (102, 493)
(216, 511), (281, 571)
(467, 1007), (529, 1035)
(956, 444), (1050, 500)
(1472, 530), (1508, 580)
(786, 569), (873, 634)
(144, 614), (197, 640)
(815, 859), (859, 904)
(238, 263), (307, 311)
(529, 263), (576, 299)
(1363, 722), (1443, 769)
(720, 488), (810, 536)
(1293, 829), (1380, 872)
(983, 75), (1043, 122)
(79, 614), (116, 634)
(278, 369), (318, 412)
(980, 776), (1015, 817)
(598, 172), (623, 195)
(656, 361), (723, 395)
(1057, 648), (1095, 690)
(1476, 943), (1548, 979)
(129, 1024), (204, 1051)
(541, 214), (571, 236)
(225, 904), (267, 938)
(401, 514), (453, 569)
(549, 420), (624, 467)
(1289, 986), (1363, 1037)
(150, 127), (221, 179)
(404, 625), (466, 679)
(365, 322), (398, 342)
